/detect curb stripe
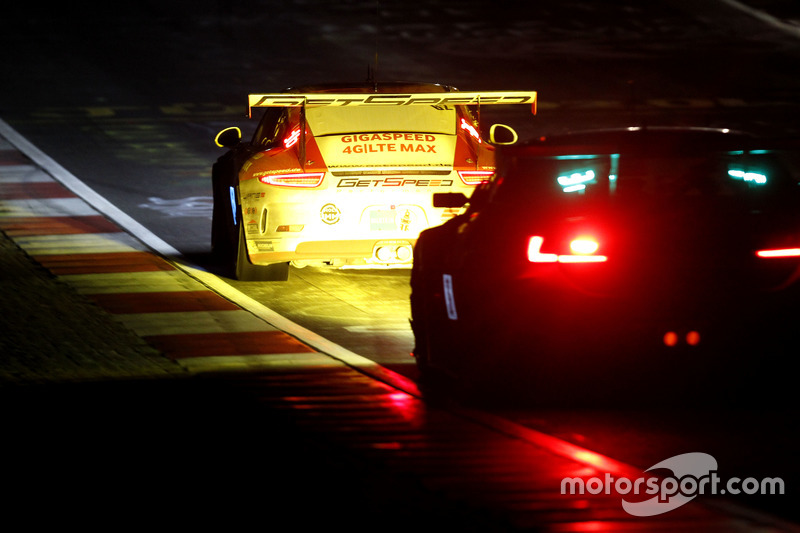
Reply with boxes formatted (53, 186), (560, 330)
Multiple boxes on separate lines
(115, 310), (280, 336)
(0, 157), (315, 363)
(13, 232), (146, 255)
(0, 215), (122, 236)
(0, 181), (78, 199)
(178, 353), (342, 373)
(0, 152), (31, 166)
(0, 165), (50, 179)
(34, 252), (175, 274)
(60, 271), (211, 294)
(144, 331), (316, 359)
(86, 291), (240, 314)
(0, 197), (101, 217)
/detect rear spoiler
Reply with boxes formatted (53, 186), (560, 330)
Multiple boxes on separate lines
(247, 91), (537, 118)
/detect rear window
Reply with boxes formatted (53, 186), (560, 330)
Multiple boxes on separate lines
(492, 150), (800, 207)
(306, 105), (457, 136)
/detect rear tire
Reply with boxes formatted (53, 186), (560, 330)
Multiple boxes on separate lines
(235, 223), (290, 281)
(410, 230), (458, 403)
(412, 317), (454, 406)
(211, 161), (238, 263)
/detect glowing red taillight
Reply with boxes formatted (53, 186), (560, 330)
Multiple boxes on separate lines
(756, 248), (800, 258)
(527, 236), (557, 263)
(259, 172), (325, 188)
(284, 127), (301, 148)
(527, 236), (607, 263)
(457, 170), (494, 186)
(570, 238), (600, 255)
(460, 118), (481, 143)
(557, 254), (608, 263)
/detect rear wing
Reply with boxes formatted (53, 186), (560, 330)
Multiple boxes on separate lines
(248, 91), (537, 118)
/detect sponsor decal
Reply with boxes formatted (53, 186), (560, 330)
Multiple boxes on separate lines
(342, 133), (436, 143)
(242, 192), (266, 200)
(399, 209), (414, 231)
(320, 203), (341, 225)
(254, 168), (303, 177)
(343, 143), (436, 154)
(254, 241), (274, 252)
(370, 210), (396, 231)
(337, 178), (453, 188)
(341, 134), (438, 155)
(368, 207), (414, 231)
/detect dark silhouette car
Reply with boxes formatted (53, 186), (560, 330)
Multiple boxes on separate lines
(410, 127), (800, 404)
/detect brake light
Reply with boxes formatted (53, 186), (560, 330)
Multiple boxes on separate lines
(558, 254), (608, 263)
(284, 127), (301, 148)
(457, 170), (494, 185)
(460, 118), (481, 143)
(527, 236), (557, 262)
(756, 248), (800, 258)
(259, 172), (325, 188)
(570, 238), (600, 255)
(527, 236), (607, 263)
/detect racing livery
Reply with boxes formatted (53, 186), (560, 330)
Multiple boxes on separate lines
(212, 82), (536, 280)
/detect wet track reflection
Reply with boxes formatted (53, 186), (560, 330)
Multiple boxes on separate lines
(221, 265), (417, 377)
(211, 260), (798, 524)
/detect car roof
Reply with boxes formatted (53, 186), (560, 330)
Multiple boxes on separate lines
(507, 127), (762, 158)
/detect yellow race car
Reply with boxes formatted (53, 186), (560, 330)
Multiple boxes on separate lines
(212, 81), (536, 280)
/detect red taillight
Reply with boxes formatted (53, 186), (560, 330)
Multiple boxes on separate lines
(259, 172), (325, 188)
(283, 127), (301, 148)
(569, 238), (600, 255)
(457, 170), (494, 186)
(527, 236), (557, 263)
(558, 254), (608, 263)
(756, 248), (800, 258)
(460, 118), (481, 143)
(527, 236), (607, 263)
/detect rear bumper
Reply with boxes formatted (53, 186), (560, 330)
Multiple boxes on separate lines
(248, 238), (417, 267)
(440, 283), (798, 402)
(473, 279), (800, 349)
(414, 259), (800, 402)
(438, 271), (800, 388)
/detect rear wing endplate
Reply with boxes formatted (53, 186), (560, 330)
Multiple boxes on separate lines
(247, 91), (537, 118)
